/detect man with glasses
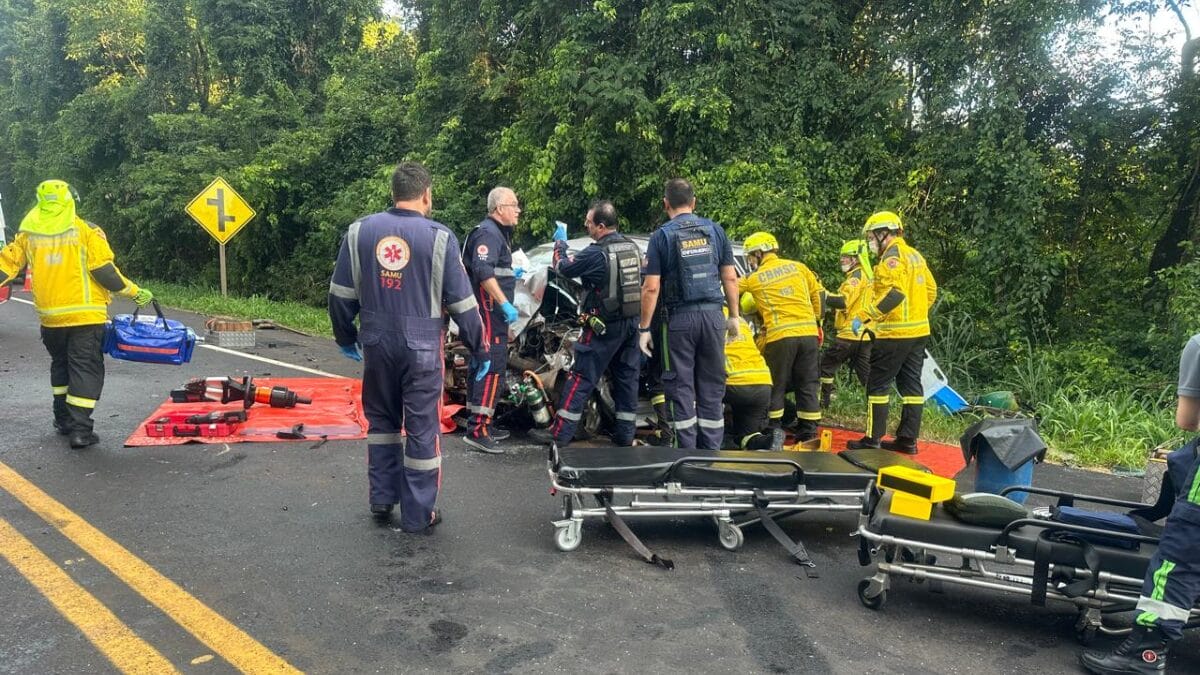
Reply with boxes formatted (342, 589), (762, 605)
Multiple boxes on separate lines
(462, 187), (522, 454)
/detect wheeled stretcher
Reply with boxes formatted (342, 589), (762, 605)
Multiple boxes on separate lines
(548, 445), (911, 571)
(856, 485), (1200, 643)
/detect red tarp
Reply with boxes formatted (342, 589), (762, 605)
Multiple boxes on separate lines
(126, 377), (466, 446)
(813, 426), (965, 478)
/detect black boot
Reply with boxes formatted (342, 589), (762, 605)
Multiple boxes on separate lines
(650, 401), (674, 446)
(881, 436), (918, 455)
(846, 436), (881, 450)
(820, 385), (832, 409)
(53, 394), (72, 435)
(1079, 626), (1170, 674)
(68, 431), (100, 449)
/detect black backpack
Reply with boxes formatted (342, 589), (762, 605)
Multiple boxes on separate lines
(598, 236), (642, 320)
(663, 217), (721, 305)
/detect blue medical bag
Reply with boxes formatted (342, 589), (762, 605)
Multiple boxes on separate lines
(104, 300), (197, 365)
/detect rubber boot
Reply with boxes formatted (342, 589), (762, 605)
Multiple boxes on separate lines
(1079, 626), (1170, 674)
(820, 384), (833, 410)
(881, 436), (918, 455)
(52, 394), (72, 435)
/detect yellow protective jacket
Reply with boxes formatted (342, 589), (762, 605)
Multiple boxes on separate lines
(0, 219), (139, 327)
(861, 237), (936, 339)
(725, 318), (772, 387)
(738, 253), (824, 344)
(832, 267), (871, 340)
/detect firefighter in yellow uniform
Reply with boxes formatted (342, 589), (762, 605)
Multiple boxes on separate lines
(846, 211), (937, 454)
(819, 240), (874, 408)
(739, 232), (824, 443)
(723, 312), (783, 450)
(0, 180), (153, 448)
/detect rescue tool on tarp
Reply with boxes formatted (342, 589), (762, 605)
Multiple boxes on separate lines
(170, 376), (312, 409)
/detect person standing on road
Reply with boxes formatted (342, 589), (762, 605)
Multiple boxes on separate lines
(738, 231), (825, 445)
(1080, 333), (1200, 674)
(328, 161), (489, 533)
(461, 187), (521, 454)
(819, 239), (874, 408)
(0, 180), (153, 449)
(530, 201), (642, 447)
(638, 178), (740, 450)
(846, 211), (937, 455)
(723, 312), (781, 450)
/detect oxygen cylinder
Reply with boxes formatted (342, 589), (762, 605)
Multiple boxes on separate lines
(525, 384), (551, 427)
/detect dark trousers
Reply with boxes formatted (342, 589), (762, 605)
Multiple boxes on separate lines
(466, 316), (509, 438)
(865, 336), (927, 442)
(41, 324), (106, 433)
(363, 332), (444, 532)
(644, 315), (672, 444)
(663, 309), (726, 449)
(1136, 510), (1200, 641)
(550, 318), (640, 446)
(724, 384), (770, 448)
(819, 337), (871, 389)
(763, 336), (821, 438)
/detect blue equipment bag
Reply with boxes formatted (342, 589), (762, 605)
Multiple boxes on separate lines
(103, 300), (196, 365)
(1051, 506), (1141, 550)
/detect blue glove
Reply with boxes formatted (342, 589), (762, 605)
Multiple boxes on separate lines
(553, 221), (568, 242)
(851, 318), (863, 336)
(340, 343), (363, 362)
(500, 301), (519, 323)
(470, 357), (492, 382)
(514, 267), (525, 279)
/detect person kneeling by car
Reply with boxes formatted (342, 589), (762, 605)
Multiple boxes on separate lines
(530, 200), (642, 448)
(723, 311), (783, 450)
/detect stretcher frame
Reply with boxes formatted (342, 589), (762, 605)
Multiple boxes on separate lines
(546, 445), (874, 566)
(856, 485), (1200, 644)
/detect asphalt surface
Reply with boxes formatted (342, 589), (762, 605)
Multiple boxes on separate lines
(1, 293), (1198, 674)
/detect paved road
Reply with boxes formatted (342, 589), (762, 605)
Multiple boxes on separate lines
(0, 294), (1197, 674)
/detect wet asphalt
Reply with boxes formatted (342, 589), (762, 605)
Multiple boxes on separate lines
(0, 294), (1197, 674)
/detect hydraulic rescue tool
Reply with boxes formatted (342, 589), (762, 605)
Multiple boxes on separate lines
(170, 376), (312, 409)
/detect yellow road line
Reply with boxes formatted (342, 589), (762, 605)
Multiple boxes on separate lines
(0, 516), (180, 674)
(0, 461), (301, 674)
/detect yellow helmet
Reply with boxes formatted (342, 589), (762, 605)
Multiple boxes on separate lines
(863, 211), (903, 235)
(743, 231), (778, 254)
(839, 239), (866, 257)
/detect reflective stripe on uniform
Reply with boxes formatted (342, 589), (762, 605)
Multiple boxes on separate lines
(557, 409), (582, 422)
(868, 395), (890, 405)
(672, 417), (697, 430)
(768, 409), (784, 419)
(52, 386), (69, 395)
(430, 229), (449, 318)
(697, 418), (724, 429)
(1189, 467), (1200, 504)
(65, 395), (96, 409)
(819, 377), (834, 385)
(347, 220), (363, 299)
(446, 295), (478, 315)
(796, 411), (822, 421)
(329, 282), (357, 300)
(740, 433), (762, 449)
(403, 454), (441, 472)
(1136, 597), (1192, 624)
(615, 411), (638, 422)
(367, 432), (404, 445)
(37, 304), (108, 317)
(901, 396), (924, 406)
(651, 394), (666, 406)
(493, 268), (515, 277)
(469, 404), (495, 417)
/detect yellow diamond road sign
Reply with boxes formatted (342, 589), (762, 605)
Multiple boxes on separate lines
(186, 178), (256, 245)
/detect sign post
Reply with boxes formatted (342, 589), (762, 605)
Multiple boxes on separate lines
(185, 178), (256, 297)
(0, 192), (8, 304)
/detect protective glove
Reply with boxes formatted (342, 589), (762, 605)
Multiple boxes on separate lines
(851, 318), (863, 336)
(638, 330), (653, 357)
(340, 344), (363, 362)
(470, 357), (492, 382)
(500, 301), (519, 324)
(513, 267), (525, 279)
(817, 327), (824, 347)
(725, 317), (740, 343)
(133, 288), (154, 306)
(553, 221), (568, 242)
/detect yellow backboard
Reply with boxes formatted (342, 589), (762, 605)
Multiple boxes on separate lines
(185, 178), (256, 245)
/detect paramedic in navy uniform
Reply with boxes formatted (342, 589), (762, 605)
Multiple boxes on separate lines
(328, 161), (489, 533)
(638, 178), (741, 450)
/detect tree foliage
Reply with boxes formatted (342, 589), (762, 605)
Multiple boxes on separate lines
(0, 0), (1195, 389)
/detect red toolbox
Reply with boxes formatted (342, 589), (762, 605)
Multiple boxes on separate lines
(144, 410), (246, 438)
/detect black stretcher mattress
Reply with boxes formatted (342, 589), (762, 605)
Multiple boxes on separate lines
(555, 447), (874, 491)
(870, 493), (1155, 580)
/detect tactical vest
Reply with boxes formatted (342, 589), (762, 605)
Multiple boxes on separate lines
(597, 235), (642, 320)
(663, 217), (722, 306)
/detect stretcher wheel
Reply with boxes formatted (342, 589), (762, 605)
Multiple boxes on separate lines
(1075, 625), (1098, 646)
(554, 524), (582, 552)
(857, 579), (886, 610)
(717, 522), (744, 551)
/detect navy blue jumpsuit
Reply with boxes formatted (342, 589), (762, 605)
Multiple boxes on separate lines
(644, 215), (735, 450)
(548, 233), (641, 446)
(1135, 439), (1200, 640)
(461, 217), (515, 439)
(329, 208), (486, 532)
